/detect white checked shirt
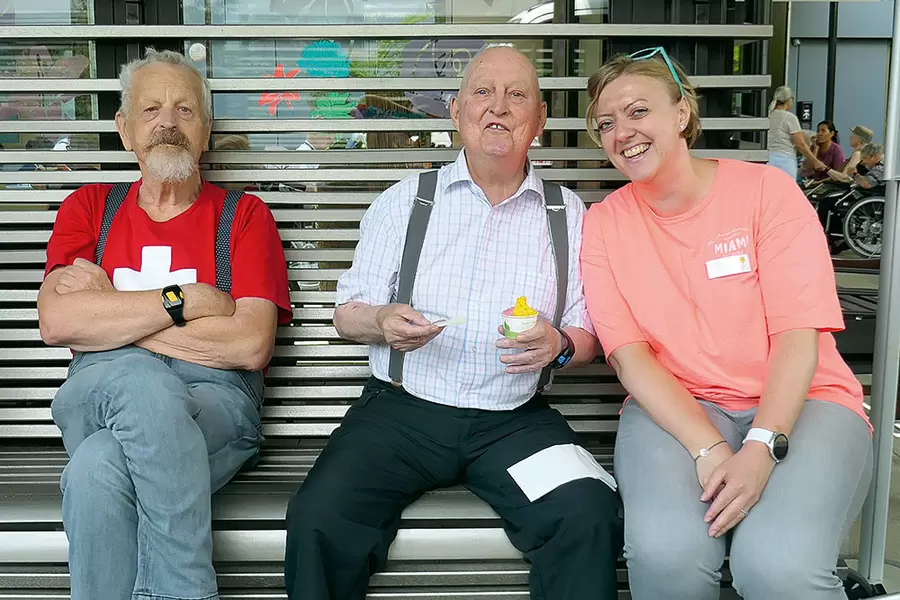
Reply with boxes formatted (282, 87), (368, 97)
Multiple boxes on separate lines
(336, 150), (594, 411)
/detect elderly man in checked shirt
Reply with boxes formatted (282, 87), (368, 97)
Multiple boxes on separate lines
(284, 46), (623, 600)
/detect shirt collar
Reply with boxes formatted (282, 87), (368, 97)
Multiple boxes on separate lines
(442, 148), (545, 205)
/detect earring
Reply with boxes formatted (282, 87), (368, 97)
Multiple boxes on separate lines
(679, 122), (686, 131)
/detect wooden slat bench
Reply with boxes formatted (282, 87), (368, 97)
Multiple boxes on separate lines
(0, 158), (875, 599)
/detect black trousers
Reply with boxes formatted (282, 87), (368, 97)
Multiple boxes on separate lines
(284, 377), (623, 600)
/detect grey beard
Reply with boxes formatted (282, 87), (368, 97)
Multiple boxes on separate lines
(144, 147), (196, 183)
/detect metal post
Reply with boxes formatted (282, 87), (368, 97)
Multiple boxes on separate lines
(857, 0), (900, 583)
(824, 1), (839, 121)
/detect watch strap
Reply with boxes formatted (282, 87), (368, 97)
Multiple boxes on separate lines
(161, 285), (186, 327)
(551, 328), (574, 369)
(743, 427), (776, 446)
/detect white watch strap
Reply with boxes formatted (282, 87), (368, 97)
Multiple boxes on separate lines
(743, 427), (775, 445)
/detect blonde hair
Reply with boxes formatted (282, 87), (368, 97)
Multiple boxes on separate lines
(585, 53), (702, 148)
(768, 85), (793, 114)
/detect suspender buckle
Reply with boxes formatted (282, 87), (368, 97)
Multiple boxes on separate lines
(414, 195), (435, 207)
(545, 203), (565, 211)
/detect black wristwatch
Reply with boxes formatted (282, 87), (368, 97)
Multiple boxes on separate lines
(550, 328), (575, 370)
(161, 285), (186, 327)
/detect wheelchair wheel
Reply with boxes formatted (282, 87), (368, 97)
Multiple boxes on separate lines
(844, 568), (887, 599)
(843, 196), (885, 258)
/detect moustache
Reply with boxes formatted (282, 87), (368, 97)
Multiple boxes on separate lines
(146, 130), (191, 152)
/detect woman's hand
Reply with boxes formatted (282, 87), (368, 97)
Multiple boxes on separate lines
(700, 442), (776, 538)
(694, 441), (733, 489)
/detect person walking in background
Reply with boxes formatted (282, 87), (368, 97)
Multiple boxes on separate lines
(766, 86), (824, 180)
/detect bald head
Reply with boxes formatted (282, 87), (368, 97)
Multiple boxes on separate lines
(450, 44), (546, 167)
(459, 46), (539, 95)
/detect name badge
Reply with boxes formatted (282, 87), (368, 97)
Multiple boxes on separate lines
(706, 254), (752, 279)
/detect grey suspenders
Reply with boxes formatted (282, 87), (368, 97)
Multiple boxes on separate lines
(537, 181), (568, 390)
(387, 172), (569, 392)
(388, 170), (438, 386)
(215, 190), (244, 293)
(94, 182), (131, 265)
(94, 183), (244, 294)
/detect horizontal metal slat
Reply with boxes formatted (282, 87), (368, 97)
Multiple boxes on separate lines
(0, 290), (332, 304)
(0, 269), (348, 284)
(0, 116), (770, 134)
(0, 527), (523, 563)
(0, 167), (632, 185)
(0, 23), (773, 40)
(0, 401), (623, 423)
(0, 363), (613, 383)
(1, 74), (771, 94)
(0, 306), (339, 322)
(0, 189), (610, 207)
(0, 345), (369, 361)
(0, 190), (379, 205)
(0, 148), (770, 166)
(2, 209), (364, 225)
(0, 561), (545, 590)
(0, 383), (622, 404)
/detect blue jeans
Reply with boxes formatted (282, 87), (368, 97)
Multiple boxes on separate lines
(768, 151), (799, 180)
(51, 346), (265, 600)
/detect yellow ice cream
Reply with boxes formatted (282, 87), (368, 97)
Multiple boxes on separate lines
(512, 296), (538, 317)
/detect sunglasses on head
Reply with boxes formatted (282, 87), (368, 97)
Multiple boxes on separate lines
(629, 46), (686, 99)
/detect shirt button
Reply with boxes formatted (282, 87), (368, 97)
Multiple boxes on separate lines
(471, 345), (478, 352)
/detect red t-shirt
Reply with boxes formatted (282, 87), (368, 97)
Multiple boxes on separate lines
(45, 180), (292, 326)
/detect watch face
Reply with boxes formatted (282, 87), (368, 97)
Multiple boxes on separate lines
(162, 286), (184, 309)
(772, 433), (789, 461)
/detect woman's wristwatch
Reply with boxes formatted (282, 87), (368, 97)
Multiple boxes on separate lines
(743, 428), (790, 463)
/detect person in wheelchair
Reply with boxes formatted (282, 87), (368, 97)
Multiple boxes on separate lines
(824, 125), (873, 184)
(853, 143), (885, 189)
(814, 143), (885, 254)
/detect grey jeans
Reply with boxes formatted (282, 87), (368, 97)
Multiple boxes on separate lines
(615, 399), (873, 600)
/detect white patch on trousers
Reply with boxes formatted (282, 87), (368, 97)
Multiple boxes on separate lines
(506, 443), (617, 502)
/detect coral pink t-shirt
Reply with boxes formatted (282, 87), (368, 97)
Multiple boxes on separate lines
(581, 159), (868, 428)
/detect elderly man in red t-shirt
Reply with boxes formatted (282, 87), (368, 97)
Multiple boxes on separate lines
(36, 49), (291, 600)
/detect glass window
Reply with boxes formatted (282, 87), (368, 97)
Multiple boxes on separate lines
(183, 0), (573, 25)
(1, 0), (92, 25)
(0, 1), (98, 181)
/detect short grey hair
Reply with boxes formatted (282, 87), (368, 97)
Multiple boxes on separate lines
(861, 142), (884, 159)
(118, 48), (212, 121)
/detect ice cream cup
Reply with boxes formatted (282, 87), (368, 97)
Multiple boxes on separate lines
(501, 308), (538, 339)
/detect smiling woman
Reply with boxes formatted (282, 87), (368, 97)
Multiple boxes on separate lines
(585, 49), (701, 161)
(579, 49), (874, 600)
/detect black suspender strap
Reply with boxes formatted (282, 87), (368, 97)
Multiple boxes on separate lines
(215, 189), (244, 293)
(388, 170), (439, 387)
(94, 182), (132, 266)
(537, 180), (569, 391)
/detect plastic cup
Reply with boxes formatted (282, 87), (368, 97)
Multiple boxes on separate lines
(501, 308), (538, 339)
